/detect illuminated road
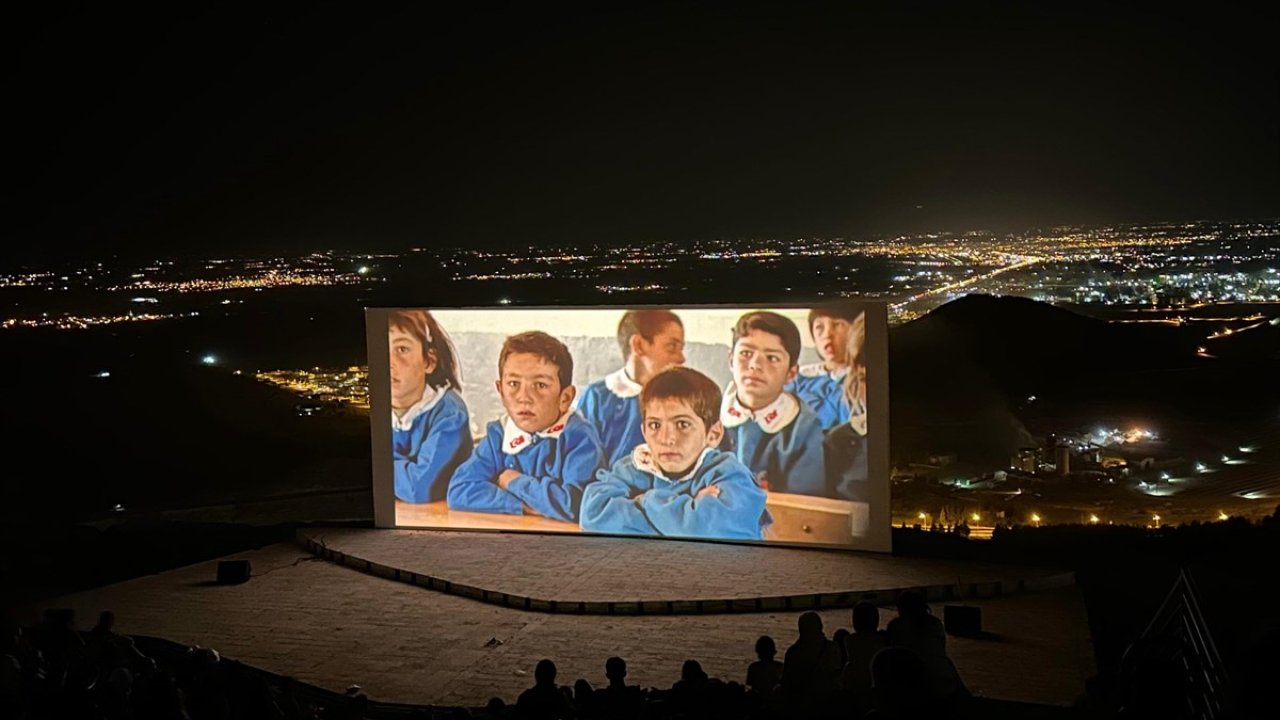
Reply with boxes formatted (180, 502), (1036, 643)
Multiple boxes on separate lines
(891, 255), (1045, 313)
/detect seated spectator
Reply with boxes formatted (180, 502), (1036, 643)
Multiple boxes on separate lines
(589, 657), (641, 720)
(885, 591), (945, 663)
(745, 636), (783, 697)
(832, 629), (850, 665)
(868, 646), (931, 718)
(884, 591), (964, 701)
(841, 602), (888, 713)
(571, 678), (594, 716)
(781, 612), (841, 716)
(669, 660), (715, 717)
(516, 659), (575, 720)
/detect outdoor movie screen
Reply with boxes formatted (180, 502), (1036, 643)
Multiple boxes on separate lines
(366, 304), (890, 551)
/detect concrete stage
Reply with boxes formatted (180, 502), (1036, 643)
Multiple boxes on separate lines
(29, 530), (1095, 709)
(299, 527), (1074, 613)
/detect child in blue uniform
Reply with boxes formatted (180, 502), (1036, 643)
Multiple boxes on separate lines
(789, 303), (864, 431)
(447, 331), (604, 522)
(719, 311), (827, 496)
(576, 309), (685, 467)
(580, 366), (768, 540)
(824, 311), (870, 501)
(389, 310), (471, 503)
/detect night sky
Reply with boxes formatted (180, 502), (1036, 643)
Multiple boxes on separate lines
(6, 2), (1277, 263)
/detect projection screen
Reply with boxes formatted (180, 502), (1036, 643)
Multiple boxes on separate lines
(367, 304), (890, 551)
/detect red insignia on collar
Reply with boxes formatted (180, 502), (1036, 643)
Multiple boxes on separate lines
(728, 407), (742, 418)
(764, 409), (779, 424)
(509, 435), (525, 449)
(548, 423), (564, 434)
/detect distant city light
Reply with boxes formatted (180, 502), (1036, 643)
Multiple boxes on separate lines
(111, 503), (125, 513)
(1030, 513), (1041, 525)
(1152, 514), (1161, 526)
(1160, 472), (1170, 480)
(357, 266), (370, 275)
(201, 355), (218, 365)
(1239, 445), (1257, 453)
(94, 371), (111, 378)
(970, 513), (980, 523)
(1217, 511), (1229, 521)
(1195, 463), (1208, 473)
(131, 297), (158, 304)
(1088, 514), (1100, 524)
(917, 512), (926, 520)
(498, 298), (512, 305)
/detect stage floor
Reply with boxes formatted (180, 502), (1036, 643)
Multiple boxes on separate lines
(300, 527), (1071, 610)
(28, 542), (1095, 708)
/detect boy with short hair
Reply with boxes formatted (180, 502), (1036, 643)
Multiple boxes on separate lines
(576, 309), (685, 466)
(447, 331), (605, 521)
(579, 366), (768, 540)
(790, 303), (862, 430)
(720, 311), (826, 496)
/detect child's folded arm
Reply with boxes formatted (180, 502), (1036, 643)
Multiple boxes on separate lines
(446, 432), (525, 515)
(504, 428), (604, 522)
(641, 473), (767, 540)
(579, 471), (656, 535)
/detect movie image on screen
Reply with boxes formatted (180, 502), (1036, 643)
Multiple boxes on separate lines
(367, 304), (890, 550)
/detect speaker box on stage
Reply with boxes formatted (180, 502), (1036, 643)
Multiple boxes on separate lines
(943, 605), (982, 636)
(216, 560), (252, 585)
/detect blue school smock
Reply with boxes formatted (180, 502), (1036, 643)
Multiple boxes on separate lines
(718, 386), (828, 497)
(788, 363), (850, 431)
(446, 411), (604, 522)
(392, 385), (472, 503)
(575, 368), (646, 468)
(580, 446), (768, 540)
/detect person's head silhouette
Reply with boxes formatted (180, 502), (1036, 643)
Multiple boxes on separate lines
(895, 590), (930, 619)
(853, 601), (880, 633)
(681, 659), (707, 682)
(755, 635), (777, 661)
(798, 611), (825, 638)
(535, 658), (557, 687)
(95, 610), (115, 633)
(605, 656), (627, 684)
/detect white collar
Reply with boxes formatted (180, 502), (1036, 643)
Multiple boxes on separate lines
(604, 367), (643, 398)
(391, 383), (445, 432)
(501, 410), (572, 455)
(632, 444), (713, 482)
(720, 384), (800, 434)
(798, 362), (849, 380)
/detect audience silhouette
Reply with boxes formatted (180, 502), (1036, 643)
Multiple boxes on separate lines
(5, 601), (987, 720)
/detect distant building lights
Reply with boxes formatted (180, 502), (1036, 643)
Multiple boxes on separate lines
(201, 355), (218, 365)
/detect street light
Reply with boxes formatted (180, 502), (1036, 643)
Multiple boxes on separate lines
(1030, 513), (1041, 526)
(970, 513), (980, 523)
(1217, 511), (1229, 521)
(1089, 514), (1100, 524)
(1152, 514), (1161, 527)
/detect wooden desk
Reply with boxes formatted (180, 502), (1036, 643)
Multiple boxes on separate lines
(763, 492), (868, 545)
(396, 492), (869, 546)
(396, 500), (582, 533)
